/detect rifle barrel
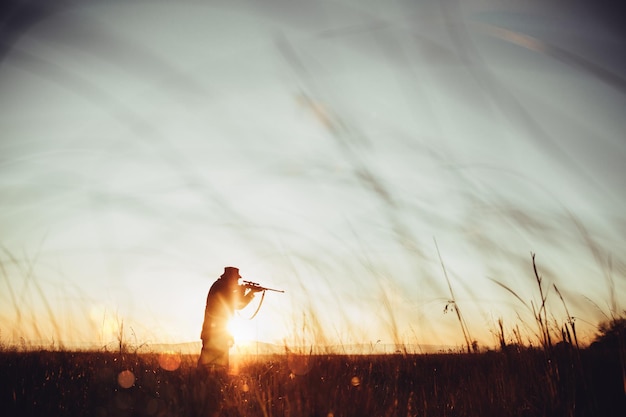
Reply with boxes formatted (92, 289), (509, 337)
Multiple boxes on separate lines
(243, 280), (284, 293)
(262, 287), (285, 293)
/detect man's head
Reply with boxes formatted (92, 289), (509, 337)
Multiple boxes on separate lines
(221, 266), (241, 282)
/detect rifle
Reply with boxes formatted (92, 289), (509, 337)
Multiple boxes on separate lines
(243, 280), (285, 293)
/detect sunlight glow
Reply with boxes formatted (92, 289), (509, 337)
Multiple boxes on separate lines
(89, 305), (122, 345)
(227, 317), (258, 345)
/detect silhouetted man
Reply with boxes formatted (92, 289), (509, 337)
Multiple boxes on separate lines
(198, 266), (259, 372)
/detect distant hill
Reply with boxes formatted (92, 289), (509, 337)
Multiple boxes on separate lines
(137, 341), (202, 355)
(137, 341), (459, 356)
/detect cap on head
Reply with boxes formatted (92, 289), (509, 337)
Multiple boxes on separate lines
(222, 266), (241, 279)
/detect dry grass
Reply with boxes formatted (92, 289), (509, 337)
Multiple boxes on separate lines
(1, 249), (624, 416)
(1, 346), (625, 417)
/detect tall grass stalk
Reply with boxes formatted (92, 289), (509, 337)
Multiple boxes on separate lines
(554, 284), (579, 348)
(531, 252), (553, 351)
(434, 238), (473, 353)
(1, 247), (65, 349)
(489, 253), (560, 351)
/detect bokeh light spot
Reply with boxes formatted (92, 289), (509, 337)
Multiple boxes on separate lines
(287, 354), (313, 376)
(158, 351), (182, 371)
(117, 370), (135, 389)
(146, 398), (160, 415)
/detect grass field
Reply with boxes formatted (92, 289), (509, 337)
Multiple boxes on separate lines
(1, 344), (624, 417)
(1, 254), (624, 416)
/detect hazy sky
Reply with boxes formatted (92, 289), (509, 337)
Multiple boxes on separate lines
(1, 0), (625, 351)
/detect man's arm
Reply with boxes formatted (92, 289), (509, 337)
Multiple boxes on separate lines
(234, 286), (257, 310)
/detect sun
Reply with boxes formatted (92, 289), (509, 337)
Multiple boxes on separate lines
(227, 317), (258, 345)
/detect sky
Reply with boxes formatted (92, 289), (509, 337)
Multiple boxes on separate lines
(1, 0), (625, 352)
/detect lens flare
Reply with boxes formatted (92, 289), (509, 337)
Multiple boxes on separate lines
(117, 370), (135, 389)
(288, 354), (313, 376)
(227, 317), (256, 344)
(158, 351), (181, 371)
